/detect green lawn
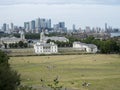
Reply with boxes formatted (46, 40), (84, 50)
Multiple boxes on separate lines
(9, 54), (120, 90)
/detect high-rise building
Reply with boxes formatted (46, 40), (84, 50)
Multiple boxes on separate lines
(73, 24), (76, 32)
(53, 22), (67, 33)
(46, 19), (51, 29)
(85, 26), (91, 33)
(59, 22), (65, 28)
(30, 20), (35, 33)
(35, 18), (41, 32)
(40, 18), (46, 29)
(24, 22), (30, 32)
(10, 23), (14, 33)
(2, 23), (7, 31)
(105, 23), (108, 31)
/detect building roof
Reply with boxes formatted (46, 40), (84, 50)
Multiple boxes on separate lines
(73, 41), (97, 49)
(86, 44), (97, 49)
(35, 42), (57, 47)
(1, 37), (21, 42)
(73, 42), (86, 45)
(44, 36), (69, 42)
(0, 36), (26, 44)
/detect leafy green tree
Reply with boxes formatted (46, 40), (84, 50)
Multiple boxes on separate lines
(47, 39), (51, 43)
(18, 41), (24, 48)
(0, 66), (20, 90)
(0, 50), (20, 90)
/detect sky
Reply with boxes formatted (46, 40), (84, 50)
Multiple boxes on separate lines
(0, 0), (120, 29)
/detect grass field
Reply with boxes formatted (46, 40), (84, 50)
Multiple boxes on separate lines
(9, 54), (120, 90)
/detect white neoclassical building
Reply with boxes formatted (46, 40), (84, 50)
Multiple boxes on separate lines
(73, 42), (98, 53)
(34, 31), (58, 54)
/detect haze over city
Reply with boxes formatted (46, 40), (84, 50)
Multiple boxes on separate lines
(0, 0), (120, 29)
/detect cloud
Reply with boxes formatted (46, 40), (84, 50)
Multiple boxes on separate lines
(0, 0), (120, 5)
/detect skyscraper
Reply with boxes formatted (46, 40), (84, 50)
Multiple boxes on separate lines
(105, 23), (108, 31)
(24, 22), (30, 32)
(35, 18), (41, 32)
(46, 19), (51, 29)
(2, 23), (7, 31)
(73, 24), (76, 32)
(30, 20), (35, 33)
(10, 23), (14, 33)
(40, 18), (46, 29)
(59, 22), (65, 28)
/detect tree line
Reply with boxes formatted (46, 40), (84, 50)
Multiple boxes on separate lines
(4, 41), (28, 49)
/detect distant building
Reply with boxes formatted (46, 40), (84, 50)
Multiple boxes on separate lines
(44, 36), (69, 42)
(2, 23), (7, 31)
(73, 24), (76, 32)
(34, 31), (58, 54)
(35, 18), (41, 33)
(73, 42), (98, 53)
(10, 23), (14, 33)
(0, 31), (26, 45)
(24, 22), (30, 32)
(30, 20), (35, 33)
(53, 22), (67, 33)
(46, 19), (51, 29)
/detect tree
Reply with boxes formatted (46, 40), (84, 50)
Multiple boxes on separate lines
(18, 41), (24, 48)
(0, 50), (20, 90)
(0, 50), (9, 66)
(0, 66), (20, 90)
(47, 39), (51, 43)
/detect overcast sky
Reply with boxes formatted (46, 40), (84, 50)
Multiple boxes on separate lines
(0, 0), (120, 29)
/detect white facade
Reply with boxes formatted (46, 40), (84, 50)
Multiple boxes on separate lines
(73, 42), (98, 53)
(34, 31), (58, 54)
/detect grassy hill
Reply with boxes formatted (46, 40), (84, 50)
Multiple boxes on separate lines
(9, 54), (120, 90)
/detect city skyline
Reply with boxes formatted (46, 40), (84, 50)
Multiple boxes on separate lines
(0, 0), (120, 29)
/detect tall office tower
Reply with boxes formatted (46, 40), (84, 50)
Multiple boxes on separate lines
(105, 23), (108, 31)
(10, 23), (14, 33)
(35, 18), (41, 33)
(59, 22), (65, 28)
(85, 26), (91, 33)
(53, 24), (59, 31)
(30, 20), (35, 33)
(40, 18), (46, 29)
(2, 23), (7, 31)
(73, 24), (76, 32)
(24, 22), (30, 32)
(46, 19), (51, 29)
